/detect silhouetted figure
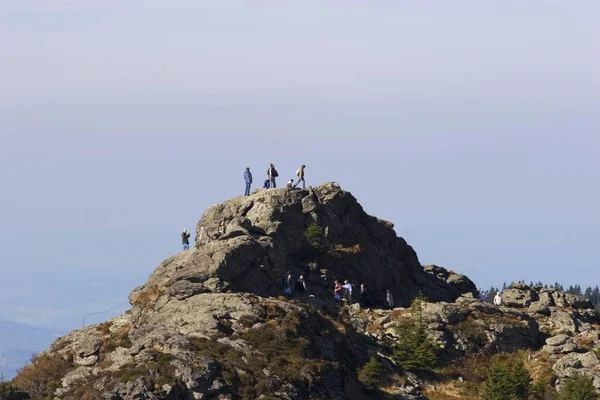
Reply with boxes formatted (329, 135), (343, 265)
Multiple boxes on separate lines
(359, 283), (371, 308)
(244, 167), (253, 196)
(295, 275), (307, 294)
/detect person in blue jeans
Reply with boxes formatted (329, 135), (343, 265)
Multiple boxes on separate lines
(243, 167), (253, 196)
(182, 228), (191, 250)
(267, 163), (278, 188)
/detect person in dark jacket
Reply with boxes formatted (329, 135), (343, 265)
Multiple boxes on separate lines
(295, 275), (307, 294)
(267, 163), (278, 188)
(243, 167), (253, 196)
(359, 283), (371, 308)
(182, 228), (191, 250)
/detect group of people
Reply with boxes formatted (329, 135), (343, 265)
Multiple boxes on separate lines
(244, 164), (306, 195)
(479, 288), (503, 306)
(280, 272), (394, 309)
(333, 280), (395, 309)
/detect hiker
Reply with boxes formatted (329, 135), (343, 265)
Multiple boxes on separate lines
(343, 280), (353, 303)
(478, 288), (487, 302)
(243, 167), (253, 196)
(334, 280), (343, 302)
(293, 165), (306, 189)
(263, 179), (270, 189)
(267, 163), (278, 188)
(359, 283), (371, 308)
(287, 272), (294, 295)
(493, 292), (503, 306)
(295, 275), (307, 294)
(281, 272), (292, 296)
(386, 289), (394, 310)
(181, 228), (191, 250)
(286, 179), (294, 189)
(218, 220), (226, 236)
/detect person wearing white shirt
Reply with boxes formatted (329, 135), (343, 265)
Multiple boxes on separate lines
(493, 292), (503, 306)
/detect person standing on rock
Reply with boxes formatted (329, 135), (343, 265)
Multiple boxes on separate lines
(181, 228), (191, 250)
(343, 280), (353, 303)
(243, 167), (253, 196)
(386, 289), (394, 310)
(334, 280), (343, 302)
(287, 272), (294, 296)
(267, 163), (278, 188)
(493, 292), (503, 306)
(479, 288), (487, 302)
(293, 165), (306, 189)
(295, 275), (307, 294)
(359, 283), (370, 308)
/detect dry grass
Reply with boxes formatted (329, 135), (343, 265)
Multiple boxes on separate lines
(423, 382), (470, 400)
(13, 354), (73, 400)
(131, 284), (164, 310)
(333, 244), (362, 255)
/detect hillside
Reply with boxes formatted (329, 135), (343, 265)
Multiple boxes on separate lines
(5, 183), (600, 400)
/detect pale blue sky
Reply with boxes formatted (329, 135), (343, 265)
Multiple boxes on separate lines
(1, 0), (599, 330)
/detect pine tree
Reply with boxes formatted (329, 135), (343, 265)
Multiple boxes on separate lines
(481, 355), (531, 400)
(392, 297), (438, 371)
(358, 357), (384, 391)
(558, 372), (598, 400)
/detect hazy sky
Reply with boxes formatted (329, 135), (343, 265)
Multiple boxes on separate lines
(1, 0), (599, 331)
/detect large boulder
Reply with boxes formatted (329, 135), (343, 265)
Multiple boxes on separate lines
(503, 285), (539, 308)
(132, 183), (477, 309)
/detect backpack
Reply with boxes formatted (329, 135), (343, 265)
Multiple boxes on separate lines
(272, 169), (279, 178)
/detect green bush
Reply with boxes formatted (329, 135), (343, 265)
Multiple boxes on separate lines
(303, 224), (326, 259)
(0, 374), (15, 397)
(480, 355), (531, 400)
(558, 372), (598, 400)
(391, 297), (438, 372)
(358, 357), (384, 391)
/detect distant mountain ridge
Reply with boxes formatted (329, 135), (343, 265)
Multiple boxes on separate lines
(0, 320), (56, 379)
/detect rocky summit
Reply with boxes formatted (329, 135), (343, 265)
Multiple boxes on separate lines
(9, 183), (600, 400)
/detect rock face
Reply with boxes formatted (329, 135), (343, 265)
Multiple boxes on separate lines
(14, 184), (600, 400)
(131, 183), (477, 309)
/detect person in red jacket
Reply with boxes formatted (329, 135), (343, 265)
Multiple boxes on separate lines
(334, 280), (343, 302)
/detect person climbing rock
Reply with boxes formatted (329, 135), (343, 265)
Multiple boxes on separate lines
(334, 280), (343, 302)
(293, 165), (306, 189)
(386, 289), (394, 310)
(286, 179), (294, 189)
(243, 167), (253, 196)
(217, 220), (226, 236)
(493, 292), (503, 306)
(267, 163), (278, 188)
(181, 228), (191, 250)
(263, 179), (270, 189)
(343, 280), (353, 303)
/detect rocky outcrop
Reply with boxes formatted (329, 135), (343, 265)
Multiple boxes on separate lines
(131, 183), (477, 310)
(14, 184), (600, 400)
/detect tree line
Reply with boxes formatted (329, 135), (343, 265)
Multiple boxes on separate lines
(483, 280), (600, 310)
